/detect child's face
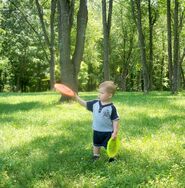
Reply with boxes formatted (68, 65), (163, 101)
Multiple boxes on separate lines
(98, 87), (112, 103)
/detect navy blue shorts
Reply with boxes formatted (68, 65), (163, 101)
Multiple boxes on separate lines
(93, 130), (112, 148)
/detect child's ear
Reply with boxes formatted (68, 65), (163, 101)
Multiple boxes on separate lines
(109, 93), (113, 98)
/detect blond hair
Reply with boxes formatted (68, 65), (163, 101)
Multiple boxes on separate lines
(99, 81), (117, 95)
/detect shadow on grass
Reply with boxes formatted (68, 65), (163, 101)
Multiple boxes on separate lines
(123, 113), (185, 137)
(0, 139), (183, 187)
(0, 92), (57, 97)
(0, 122), (92, 187)
(115, 91), (185, 107)
(0, 101), (64, 127)
(0, 102), (46, 115)
(0, 96), (61, 116)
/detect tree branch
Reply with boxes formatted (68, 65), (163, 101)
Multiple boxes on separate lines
(10, 0), (49, 63)
(35, 0), (50, 47)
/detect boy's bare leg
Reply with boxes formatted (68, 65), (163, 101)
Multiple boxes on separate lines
(93, 146), (100, 157)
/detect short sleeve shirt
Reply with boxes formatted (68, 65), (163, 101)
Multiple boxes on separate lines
(86, 100), (119, 132)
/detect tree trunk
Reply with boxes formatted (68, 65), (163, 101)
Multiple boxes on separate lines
(160, 31), (165, 91)
(148, 0), (157, 90)
(167, 0), (173, 90)
(72, 0), (88, 89)
(35, 0), (56, 90)
(50, 0), (57, 90)
(181, 66), (185, 89)
(58, 0), (88, 101)
(178, 5), (185, 89)
(172, 0), (180, 94)
(119, 8), (134, 91)
(58, 0), (74, 90)
(131, 0), (149, 93)
(102, 0), (113, 81)
(180, 48), (185, 89)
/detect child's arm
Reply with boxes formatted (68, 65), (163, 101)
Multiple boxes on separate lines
(112, 120), (119, 139)
(75, 94), (87, 107)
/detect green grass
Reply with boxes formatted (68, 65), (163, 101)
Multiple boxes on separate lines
(0, 91), (185, 188)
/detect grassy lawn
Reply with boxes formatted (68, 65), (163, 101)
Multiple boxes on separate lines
(0, 91), (185, 188)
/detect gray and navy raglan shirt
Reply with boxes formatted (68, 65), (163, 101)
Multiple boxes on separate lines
(86, 100), (119, 132)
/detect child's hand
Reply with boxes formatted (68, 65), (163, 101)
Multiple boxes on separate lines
(73, 92), (77, 99)
(73, 92), (79, 100)
(111, 132), (117, 140)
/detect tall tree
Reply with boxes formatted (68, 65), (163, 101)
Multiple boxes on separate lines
(177, 1), (184, 90)
(167, 0), (173, 90)
(131, 0), (149, 93)
(172, 0), (180, 94)
(58, 0), (88, 98)
(148, 0), (157, 90)
(35, 0), (57, 90)
(50, 0), (57, 89)
(180, 48), (185, 89)
(102, 0), (113, 81)
(119, 7), (134, 91)
(160, 30), (165, 91)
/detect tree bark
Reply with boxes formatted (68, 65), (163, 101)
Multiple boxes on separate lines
(131, 0), (149, 93)
(167, 0), (173, 90)
(172, 0), (180, 94)
(160, 31), (165, 91)
(180, 48), (185, 89)
(148, 0), (157, 90)
(58, 0), (88, 100)
(72, 0), (88, 89)
(58, 0), (73, 90)
(102, 0), (113, 81)
(35, 0), (57, 90)
(50, 0), (57, 90)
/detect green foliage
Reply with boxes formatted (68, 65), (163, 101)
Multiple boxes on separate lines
(0, 0), (49, 92)
(81, 4), (103, 91)
(0, 91), (185, 187)
(78, 61), (88, 91)
(0, 0), (185, 92)
(111, 1), (141, 91)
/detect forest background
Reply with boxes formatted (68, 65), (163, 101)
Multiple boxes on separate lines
(0, 0), (185, 95)
(0, 1), (185, 187)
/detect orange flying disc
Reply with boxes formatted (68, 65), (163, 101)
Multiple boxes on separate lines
(54, 83), (75, 97)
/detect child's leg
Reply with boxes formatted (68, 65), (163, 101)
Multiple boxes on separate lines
(93, 146), (100, 156)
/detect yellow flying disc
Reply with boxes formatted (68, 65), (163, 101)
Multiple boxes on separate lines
(107, 137), (120, 158)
